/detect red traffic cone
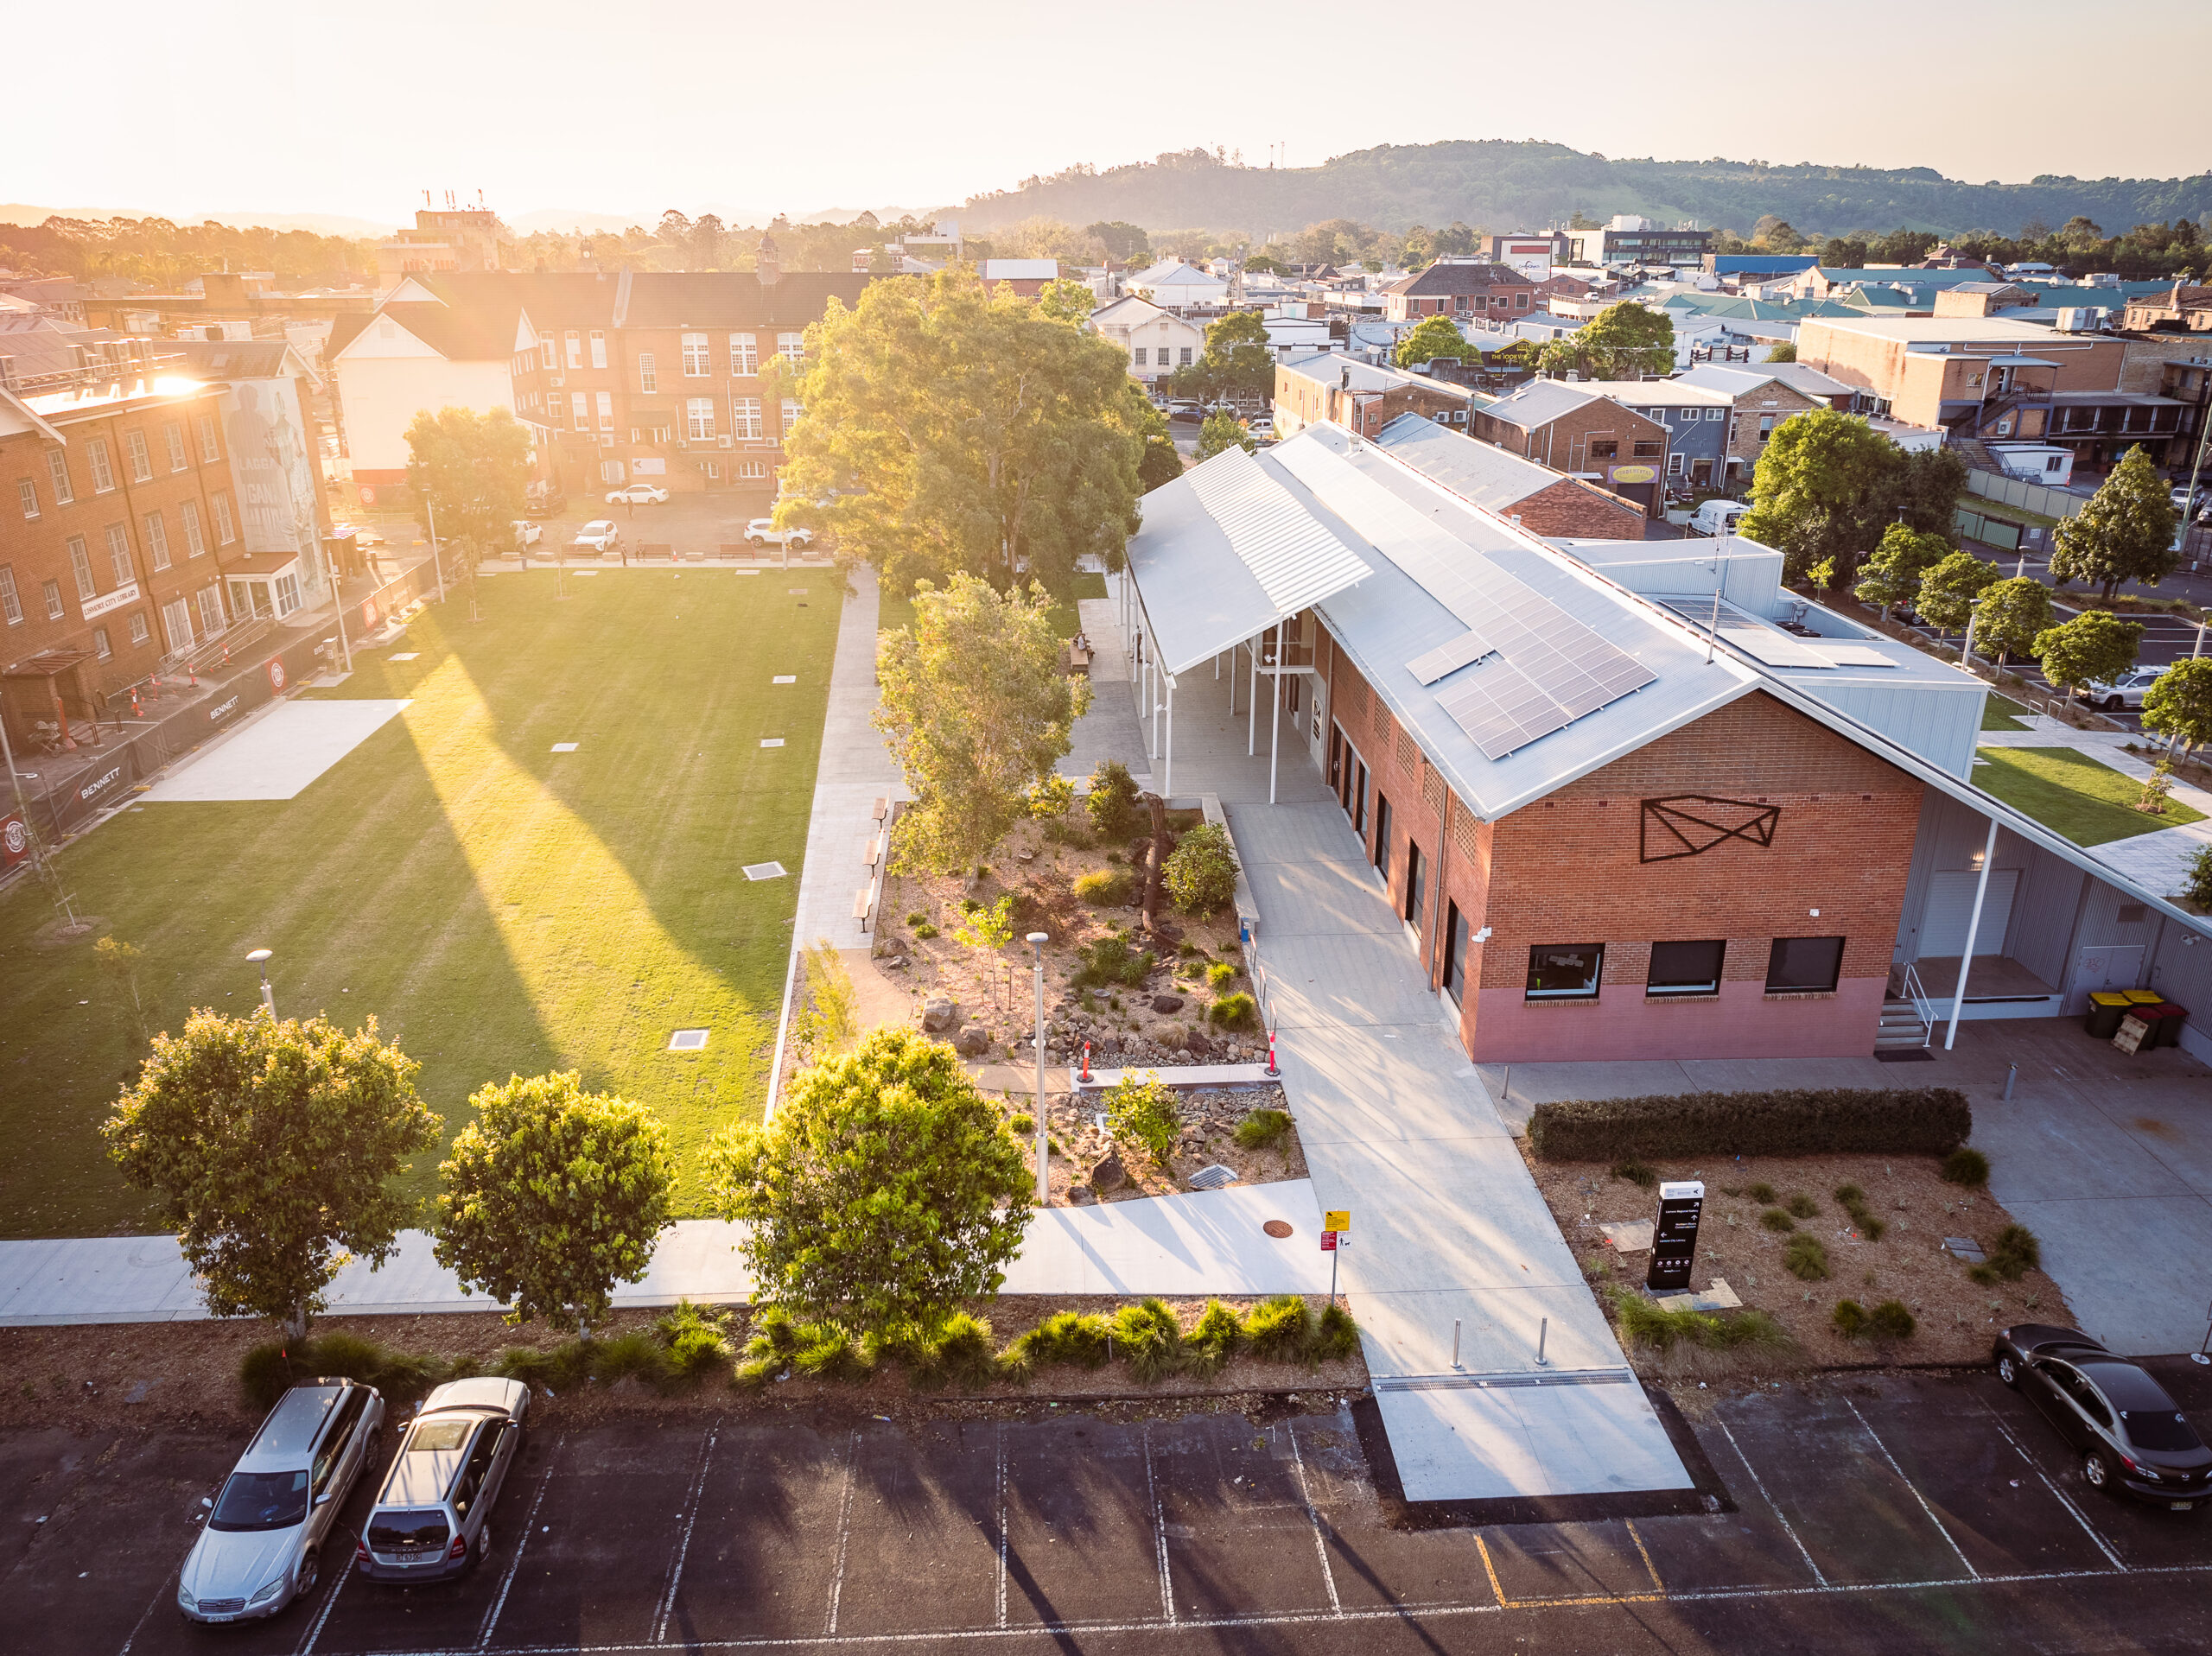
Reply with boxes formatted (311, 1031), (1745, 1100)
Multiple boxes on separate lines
(130, 687), (142, 719)
(1080, 1042), (1092, 1083)
(221, 644), (231, 664)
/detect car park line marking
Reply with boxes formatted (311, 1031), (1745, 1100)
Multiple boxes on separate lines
(1474, 1534), (1510, 1607)
(992, 1424), (1007, 1631)
(1283, 1421), (1341, 1616)
(1714, 1418), (1826, 1586)
(1977, 1399), (2128, 1571)
(480, 1434), (563, 1652)
(1624, 1519), (1664, 1591)
(1141, 1424), (1176, 1625)
(1844, 1397), (1978, 1581)
(296, 1558), (350, 1656)
(115, 1564), (182, 1655)
(655, 1424), (720, 1642)
(823, 1431), (859, 1636)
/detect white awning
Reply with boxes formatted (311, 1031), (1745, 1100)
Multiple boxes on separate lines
(1126, 446), (1370, 676)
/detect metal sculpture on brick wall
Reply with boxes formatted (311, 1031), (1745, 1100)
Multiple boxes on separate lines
(1640, 795), (1781, 863)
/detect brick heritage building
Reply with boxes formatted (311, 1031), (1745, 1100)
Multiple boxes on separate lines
(1468, 379), (1670, 514)
(1273, 354), (1474, 440)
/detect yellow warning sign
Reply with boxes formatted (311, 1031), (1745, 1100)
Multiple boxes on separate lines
(1325, 1210), (1351, 1231)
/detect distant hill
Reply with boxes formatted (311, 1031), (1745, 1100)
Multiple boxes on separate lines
(0, 203), (395, 238)
(957, 142), (2212, 240)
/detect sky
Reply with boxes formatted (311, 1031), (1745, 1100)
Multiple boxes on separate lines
(6, 0), (2209, 230)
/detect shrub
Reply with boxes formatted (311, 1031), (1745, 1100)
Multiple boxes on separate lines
(1613, 1292), (1791, 1353)
(1970, 1224), (2041, 1283)
(912, 922), (939, 939)
(1869, 1299), (1917, 1339)
(1007, 1310), (1115, 1371)
(1162, 822), (1239, 916)
(931, 1312), (1001, 1390)
(1073, 868), (1131, 907)
(1027, 774), (1077, 820)
(240, 1333), (455, 1412)
(1784, 1192), (1819, 1219)
(1242, 1294), (1314, 1362)
(1183, 1300), (1245, 1376)
(1528, 1088), (1971, 1162)
(1110, 1298), (1184, 1381)
(1106, 1072), (1180, 1168)
(591, 1329), (673, 1388)
(792, 1324), (873, 1383)
(1209, 992), (1260, 1031)
(1043, 819), (1093, 848)
(1760, 1209), (1796, 1233)
(657, 1300), (734, 1380)
(1074, 934), (1154, 988)
(1831, 1298), (1869, 1339)
(1007, 1114), (1035, 1135)
(1783, 1234), (1830, 1280)
(906, 910), (927, 927)
(1312, 1302), (1360, 1362)
(1611, 1158), (1658, 1189)
(1941, 1147), (1990, 1188)
(1087, 759), (1142, 841)
(1745, 1182), (1777, 1203)
(1205, 961), (1237, 990)
(1833, 1183), (1885, 1240)
(1235, 1107), (1293, 1152)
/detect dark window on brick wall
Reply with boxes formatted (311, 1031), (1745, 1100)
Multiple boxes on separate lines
(1765, 936), (1844, 994)
(1444, 903), (1470, 1005)
(1528, 943), (1604, 1000)
(1648, 939), (1726, 998)
(1373, 794), (1392, 879)
(1405, 841), (1426, 931)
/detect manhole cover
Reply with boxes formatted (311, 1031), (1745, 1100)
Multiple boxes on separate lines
(1262, 1220), (1294, 1240)
(1187, 1164), (1238, 1191)
(669, 1029), (709, 1052)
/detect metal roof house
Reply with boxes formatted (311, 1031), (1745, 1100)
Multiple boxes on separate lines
(1118, 422), (2212, 1064)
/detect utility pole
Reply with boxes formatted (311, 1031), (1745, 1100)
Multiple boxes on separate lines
(426, 498), (448, 603)
(1028, 932), (1051, 1207)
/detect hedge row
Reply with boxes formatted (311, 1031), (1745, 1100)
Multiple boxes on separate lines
(1527, 1088), (1972, 1163)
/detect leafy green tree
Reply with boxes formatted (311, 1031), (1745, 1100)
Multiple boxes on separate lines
(1738, 409), (1903, 588)
(1541, 301), (1675, 379)
(404, 406), (535, 610)
(104, 1010), (437, 1336)
(1872, 445), (1970, 538)
(2143, 657), (2212, 755)
(2033, 611), (2142, 702)
(1196, 409), (1255, 460)
(1853, 523), (1952, 618)
(1162, 822), (1239, 915)
(1173, 311), (1274, 404)
(1973, 576), (2055, 661)
(955, 892), (1017, 955)
(1395, 314), (1471, 368)
(1764, 341), (1797, 363)
(432, 1071), (674, 1334)
(95, 935), (147, 1042)
(1084, 220), (1150, 262)
(1105, 1071), (1179, 1168)
(2050, 446), (2181, 600)
(1037, 278), (1095, 323)
(875, 573), (1090, 872)
(1128, 384), (1183, 492)
(776, 267), (1142, 597)
(705, 1028), (1033, 1336)
(1916, 550), (1999, 631)
(792, 938), (858, 1058)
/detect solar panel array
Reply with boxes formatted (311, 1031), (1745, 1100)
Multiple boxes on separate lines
(1274, 438), (1657, 760)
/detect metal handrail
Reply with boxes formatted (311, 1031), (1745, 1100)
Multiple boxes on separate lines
(1900, 963), (1936, 1045)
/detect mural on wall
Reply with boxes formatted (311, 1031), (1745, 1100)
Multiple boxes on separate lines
(225, 378), (327, 600)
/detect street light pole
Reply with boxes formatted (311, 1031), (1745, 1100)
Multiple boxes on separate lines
(426, 498), (448, 604)
(247, 948), (275, 1018)
(1028, 931), (1051, 1208)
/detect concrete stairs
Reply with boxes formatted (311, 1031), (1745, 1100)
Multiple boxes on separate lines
(1876, 996), (1931, 1054)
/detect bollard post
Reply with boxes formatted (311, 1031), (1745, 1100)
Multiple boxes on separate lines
(2002, 1063), (2017, 1101)
(1536, 1317), (1549, 1367)
(1080, 1042), (1091, 1084)
(1451, 1318), (1462, 1371)
(1266, 1027), (1280, 1077)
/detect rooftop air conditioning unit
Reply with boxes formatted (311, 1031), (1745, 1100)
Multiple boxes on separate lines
(599, 434), (614, 447)
(549, 375), (564, 388)
(717, 435), (733, 448)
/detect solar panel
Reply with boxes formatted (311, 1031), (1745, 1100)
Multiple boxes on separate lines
(1408, 629), (1492, 685)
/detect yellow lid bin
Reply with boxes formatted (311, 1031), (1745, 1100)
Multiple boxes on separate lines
(2089, 993), (2134, 1006)
(2123, 990), (2165, 1005)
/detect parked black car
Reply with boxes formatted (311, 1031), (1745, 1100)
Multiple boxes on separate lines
(1996, 1324), (2212, 1507)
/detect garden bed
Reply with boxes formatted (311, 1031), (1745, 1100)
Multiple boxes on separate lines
(1519, 1144), (2074, 1376)
(997, 1082), (1306, 1206)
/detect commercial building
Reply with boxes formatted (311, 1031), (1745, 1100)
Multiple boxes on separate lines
(1380, 261), (1538, 324)
(1562, 218), (1713, 269)
(1091, 295), (1207, 389)
(1273, 353), (1477, 441)
(1467, 380), (1670, 514)
(1117, 419), (2212, 1066)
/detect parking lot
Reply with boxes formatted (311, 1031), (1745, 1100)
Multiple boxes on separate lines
(7, 1361), (2212, 1654)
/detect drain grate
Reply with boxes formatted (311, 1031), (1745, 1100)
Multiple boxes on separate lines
(742, 861), (788, 881)
(668, 1029), (709, 1052)
(1376, 1369), (1632, 1393)
(772, 675), (797, 684)
(1186, 1164), (1239, 1191)
(760, 738), (785, 748)
(550, 742), (578, 752)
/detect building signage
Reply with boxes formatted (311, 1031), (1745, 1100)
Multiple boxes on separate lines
(80, 581), (141, 621)
(1, 813), (28, 868)
(209, 695), (240, 724)
(78, 763), (124, 805)
(267, 657), (287, 692)
(1647, 1180), (1704, 1292)
(1610, 465), (1658, 485)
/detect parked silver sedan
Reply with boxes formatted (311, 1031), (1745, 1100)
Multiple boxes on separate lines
(356, 1377), (530, 1583)
(179, 1378), (385, 1622)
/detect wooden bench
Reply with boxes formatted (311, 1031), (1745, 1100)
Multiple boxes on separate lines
(870, 796), (887, 823)
(852, 885), (874, 930)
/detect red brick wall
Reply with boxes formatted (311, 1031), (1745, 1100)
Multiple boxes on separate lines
(1500, 478), (1649, 538)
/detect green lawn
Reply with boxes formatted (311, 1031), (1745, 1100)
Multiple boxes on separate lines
(1981, 694), (2031, 732)
(1972, 746), (2206, 847)
(0, 570), (837, 1236)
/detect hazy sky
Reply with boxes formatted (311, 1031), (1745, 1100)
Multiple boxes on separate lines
(8, 0), (2208, 227)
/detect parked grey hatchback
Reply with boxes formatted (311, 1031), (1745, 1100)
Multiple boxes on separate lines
(356, 1376), (531, 1582)
(179, 1378), (385, 1622)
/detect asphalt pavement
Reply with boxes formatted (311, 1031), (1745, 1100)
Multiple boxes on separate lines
(11, 1361), (2212, 1655)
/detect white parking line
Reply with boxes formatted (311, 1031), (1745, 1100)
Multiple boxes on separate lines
(992, 1424), (1007, 1632)
(1844, 1398), (1978, 1581)
(296, 1559), (349, 1656)
(480, 1435), (564, 1651)
(1142, 1424), (1176, 1625)
(1283, 1422), (1341, 1616)
(654, 1424), (721, 1641)
(1977, 1399), (2127, 1571)
(823, 1431), (858, 1637)
(1714, 1418), (1826, 1586)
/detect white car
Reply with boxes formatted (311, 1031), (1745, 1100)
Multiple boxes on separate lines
(572, 520), (620, 555)
(1247, 415), (1274, 437)
(511, 521), (541, 549)
(605, 484), (669, 505)
(2087, 666), (2168, 712)
(746, 519), (813, 550)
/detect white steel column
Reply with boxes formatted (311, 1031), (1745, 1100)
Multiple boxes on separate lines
(1945, 815), (2002, 1050)
(1268, 620), (1284, 804)
(1165, 680), (1175, 798)
(1249, 632), (1261, 755)
(1228, 641), (1237, 716)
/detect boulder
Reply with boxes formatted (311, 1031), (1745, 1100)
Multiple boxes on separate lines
(954, 1025), (992, 1057)
(1152, 993), (1185, 1014)
(1089, 1151), (1129, 1193)
(921, 997), (959, 1033)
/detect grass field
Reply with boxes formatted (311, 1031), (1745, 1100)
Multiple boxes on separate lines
(0, 569), (838, 1236)
(1981, 694), (2031, 732)
(1972, 745), (2206, 847)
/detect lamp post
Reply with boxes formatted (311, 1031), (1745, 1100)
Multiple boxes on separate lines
(246, 948), (275, 1018)
(1028, 931), (1051, 1207)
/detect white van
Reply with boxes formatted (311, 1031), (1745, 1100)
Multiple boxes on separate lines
(1691, 498), (1751, 536)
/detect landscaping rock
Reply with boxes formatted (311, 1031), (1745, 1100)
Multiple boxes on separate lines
(921, 997), (959, 1032)
(954, 1025), (991, 1057)
(1152, 993), (1185, 1013)
(1090, 1151), (1129, 1193)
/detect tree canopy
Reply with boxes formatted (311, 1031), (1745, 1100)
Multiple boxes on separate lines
(1916, 550), (1999, 631)
(2033, 610), (2143, 700)
(1170, 310), (1274, 403)
(705, 1028), (1033, 1336)
(1195, 409), (1255, 460)
(1853, 523), (1953, 617)
(103, 1010), (437, 1335)
(874, 573), (1090, 872)
(1972, 576), (2055, 661)
(1541, 301), (1675, 380)
(776, 268), (1143, 597)
(404, 405), (535, 578)
(2050, 446), (2182, 600)
(1738, 410), (1964, 589)
(2144, 658), (2212, 754)
(1395, 314), (1471, 369)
